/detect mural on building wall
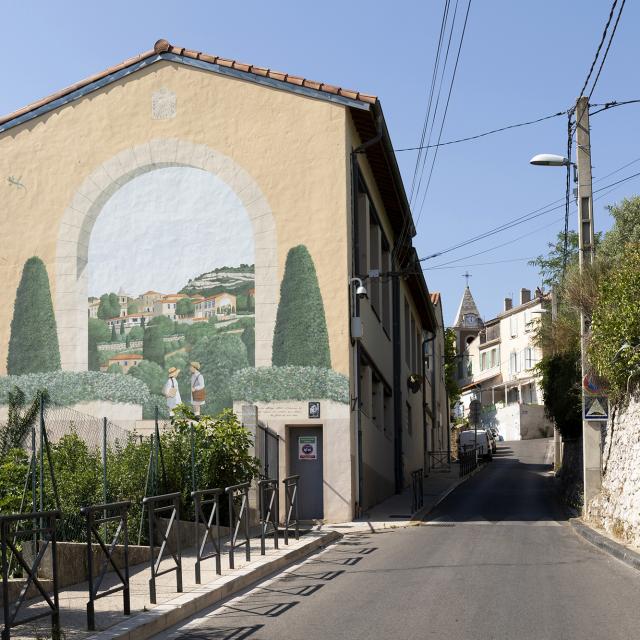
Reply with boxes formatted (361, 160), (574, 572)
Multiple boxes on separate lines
(2, 163), (349, 419)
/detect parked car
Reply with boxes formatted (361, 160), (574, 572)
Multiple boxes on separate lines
(458, 429), (493, 460)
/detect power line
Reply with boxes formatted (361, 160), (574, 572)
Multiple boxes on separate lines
(419, 167), (640, 263)
(414, 0), (473, 230)
(590, 98), (640, 116)
(588, 0), (627, 100)
(425, 256), (537, 270)
(408, 0), (452, 204)
(394, 111), (566, 152)
(578, 0), (619, 98)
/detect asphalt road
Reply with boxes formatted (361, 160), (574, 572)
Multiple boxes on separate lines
(155, 439), (640, 640)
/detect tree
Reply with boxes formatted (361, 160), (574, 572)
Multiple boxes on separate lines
(185, 321), (217, 347)
(88, 318), (110, 371)
(443, 328), (460, 409)
(143, 326), (165, 366)
(119, 319), (126, 336)
(107, 363), (123, 374)
(128, 360), (165, 395)
(0, 387), (46, 459)
(528, 231), (579, 289)
(272, 245), (331, 368)
(149, 315), (175, 337)
(599, 196), (640, 262)
(127, 300), (139, 314)
(241, 326), (255, 366)
(589, 243), (640, 400)
(110, 325), (117, 342)
(190, 334), (249, 414)
(7, 256), (61, 375)
(176, 298), (194, 317)
(128, 326), (144, 341)
(97, 293), (120, 320)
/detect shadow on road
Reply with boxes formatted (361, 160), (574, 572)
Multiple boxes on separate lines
(172, 535), (378, 639)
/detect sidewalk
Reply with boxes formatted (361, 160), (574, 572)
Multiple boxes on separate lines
(7, 529), (340, 640)
(323, 460), (483, 535)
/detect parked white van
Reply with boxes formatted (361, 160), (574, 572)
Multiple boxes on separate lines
(459, 429), (493, 460)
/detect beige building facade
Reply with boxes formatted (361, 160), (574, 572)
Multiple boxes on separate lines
(0, 39), (445, 521)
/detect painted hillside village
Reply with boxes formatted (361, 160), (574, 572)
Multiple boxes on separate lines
(87, 265), (256, 416)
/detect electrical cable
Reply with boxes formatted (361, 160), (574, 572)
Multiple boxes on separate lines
(589, 99), (640, 116)
(408, 0), (452, 204)
(414, 0), (473, 231)
(394, 111), (567, 152)
(578, 0), (619, 98)
(588, 0), (627, 101)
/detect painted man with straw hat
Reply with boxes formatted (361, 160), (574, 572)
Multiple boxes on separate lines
(163, 366), (182, 416)
(190, 362), (206, 416)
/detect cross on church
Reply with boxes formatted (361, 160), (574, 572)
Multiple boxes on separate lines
(462, 271), (472, 286)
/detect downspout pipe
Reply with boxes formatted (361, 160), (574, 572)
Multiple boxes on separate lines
(350, 114), (383, 516)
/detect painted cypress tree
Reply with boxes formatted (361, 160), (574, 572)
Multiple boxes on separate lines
(119, 319), (125, 336)
(7, 256), (61, 375)
(143, 326), (165, 366)
(110, 325), (117, 342)
(241, 326), (255, 366)
(272, 245), (331, 368)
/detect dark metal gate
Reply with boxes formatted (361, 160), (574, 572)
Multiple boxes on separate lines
(255, 424), (280, 482)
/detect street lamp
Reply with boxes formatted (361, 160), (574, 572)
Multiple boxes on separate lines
(529, 154), (570, 167)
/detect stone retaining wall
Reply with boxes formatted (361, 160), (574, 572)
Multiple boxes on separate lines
(587, 394), (640, 549)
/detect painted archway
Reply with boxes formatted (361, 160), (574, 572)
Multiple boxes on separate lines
(55, 138), (278, 371)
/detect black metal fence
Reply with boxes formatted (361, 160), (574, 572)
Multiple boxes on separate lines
(1, 511), (61, 640)
(225, 483), (250, 569)
(143, 492), (182, 604)
(459, 449), (478, 477)
(428, 450), (451, 472)
(258, 479), (279, 555)
(81, 501), (131, 630)
(192, 488), (222, 583)
(282, 475), (300, 544)
(410, 469), (424, 513)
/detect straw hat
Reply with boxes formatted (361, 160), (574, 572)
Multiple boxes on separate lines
(168, 367), (180, 378)
(190, 361), (201, 371)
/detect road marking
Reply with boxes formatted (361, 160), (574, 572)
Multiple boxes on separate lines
(425, 519), (562, 527)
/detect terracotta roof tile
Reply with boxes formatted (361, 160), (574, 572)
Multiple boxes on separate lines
(0, 38), (378, 130)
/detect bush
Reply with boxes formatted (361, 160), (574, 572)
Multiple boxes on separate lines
(167, 406), (260, 518)
(190, 334), (249, 414)
(7, 256), (61, 375)
(0, 371), (151, 407)
(228, 366), (349, 404)
(535, 352), (582, 440)
(128, 360), (165, 395)
(0, 448), (30, 513)
(589, 244), (640, 400)
(143, 326), (164, 366)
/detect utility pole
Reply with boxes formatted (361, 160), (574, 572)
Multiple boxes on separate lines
(551, 286), (562, 472)
(575, 95), (601, 509)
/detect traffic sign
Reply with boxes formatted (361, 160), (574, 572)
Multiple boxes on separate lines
(583, 373), (608, 396)
(584, 395), (609, 421)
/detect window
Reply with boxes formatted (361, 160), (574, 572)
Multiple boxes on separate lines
(411, 316), (417, 372)
(510, 351), (520, 374)
(480, 351), (487, 371)
(524, 310), (533, 331)
(510, 315), (518, 337)
(525, 347), (535, 369)
(369, 217), (381, 314)
(404, 299), (411, 367)
(491, 348), (497, 368)
(381, 242), (391, 335)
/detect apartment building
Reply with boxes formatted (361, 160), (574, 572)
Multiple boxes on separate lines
(453, 287), (553, 440)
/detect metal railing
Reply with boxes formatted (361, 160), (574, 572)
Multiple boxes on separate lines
(143, 492), (182, 604)
(282, 475), (300, 544)
(459, 448), (478, 477)
(428, 450), (451, 472)
(225, 482), (250, 569)
(81, 501), (131, 631)
(258, 479), (279, 555)
(411, 469), (424, 513)
(1, 511), (61, 640)
(191, 488), (222, 583)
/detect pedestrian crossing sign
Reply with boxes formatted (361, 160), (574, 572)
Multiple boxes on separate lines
(584, 395), (608, 421)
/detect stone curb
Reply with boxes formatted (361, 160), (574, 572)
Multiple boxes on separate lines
(411, 461), (487, 522)
(87, 530), (342, 640)
(570, 518), (640, 572)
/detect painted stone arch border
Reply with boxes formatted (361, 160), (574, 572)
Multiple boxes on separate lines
(55, 138), (278, 371)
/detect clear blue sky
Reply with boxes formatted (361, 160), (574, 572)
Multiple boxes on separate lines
(2, 1), (638, 323)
